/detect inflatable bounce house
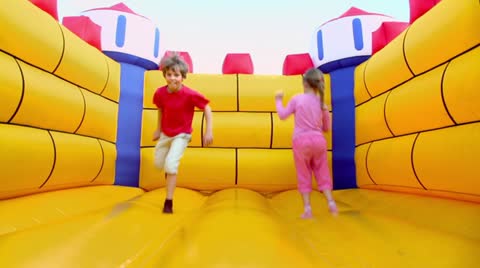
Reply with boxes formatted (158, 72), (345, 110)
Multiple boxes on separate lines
(0, 0), (478, 266)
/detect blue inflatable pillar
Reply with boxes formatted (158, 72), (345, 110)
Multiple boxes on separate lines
(114, 63), (147, 187)
(329, 67), (358, 189)
(79, 4), (162, 187)
(309, 6), (401, 189)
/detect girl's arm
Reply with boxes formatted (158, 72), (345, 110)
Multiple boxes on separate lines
(275, 92), (295, 120)
(321, 107), (331, 132)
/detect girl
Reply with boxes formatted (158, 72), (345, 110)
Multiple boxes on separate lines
(275, 68), (337, 218)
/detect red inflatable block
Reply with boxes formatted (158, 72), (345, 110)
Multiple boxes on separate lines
(103, 2), (136, 14)
(282, 53), (314, 75)
(29, 0), (58, 20)
(86, 3), (142, 17)
(62, 16), (102, 51)
(161, 51), (193, 73)
(409, 0), (441, 23)
(222, 53), (254, 74)
(339, 6), (381, 17)
(372, 22), (409, 54)
(322, 7), (385, 26)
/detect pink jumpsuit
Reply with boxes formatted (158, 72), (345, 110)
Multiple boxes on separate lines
(275, 93), (332, 193)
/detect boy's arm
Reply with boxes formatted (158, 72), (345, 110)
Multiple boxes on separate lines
(153, 109), (162, 141)
(203, 105), (213, 146)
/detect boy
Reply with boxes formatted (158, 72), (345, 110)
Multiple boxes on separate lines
(152, 53), (213, 213)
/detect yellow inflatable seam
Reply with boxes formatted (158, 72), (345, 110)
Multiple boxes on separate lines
(362, 60), (373, 98)
(40, 131), (104, 191)
(100, 57), (121, 103)
(364, 29), (414, 97)
(442, 45), (480, 124)
(5, 71), (118, 144)
(353, 75), (371, 106)
(355, 91), (394, 146)
(401, 26), (415, 75)
(91, 140), (116, 185)
(37, 130), (56, 189)
(12, 60), (85, 133)
(51, 21), (66, 74)
(0, 124), (114, 199)
(404, 0), (480, 75)
(54, 25), (109, 95)
(238, 74), (303, 112)
(413, 123), (480, 196)
(439, 61), (457, 125)
(363, 142), (376, 185)
(0, 124), (55, 199)
(90, 139), (105, 183)
(98, 57), (110, 96)
(368, 134), (425, 189)
(405, 46), (479, 79)
(360, 184), (480, 203)
(362, 59), (373, 99)
(75, 87), (118, 143)
(385, 63), (454, 136)
(0, 0), (64, 72)
(208, 112), (271, 148)
(73, 86), (87, 133)
(355, 142), (376, 187)
(3, 57), (25, 123)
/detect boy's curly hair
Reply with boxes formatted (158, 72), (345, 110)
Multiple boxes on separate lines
(159, 52), (189, 78)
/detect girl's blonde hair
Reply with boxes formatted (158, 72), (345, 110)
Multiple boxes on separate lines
(159, 52), (189, 79)
(303, 68), (325, 109)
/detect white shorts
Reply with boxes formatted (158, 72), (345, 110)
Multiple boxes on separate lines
(154, 132), (191, 174)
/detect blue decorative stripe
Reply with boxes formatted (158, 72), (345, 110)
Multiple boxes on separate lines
(317, 30), (324, 60)
(154, 28), (160, 58)
(319, 55), (369, 73)
(352, 18), (364, 51)
(329, 66), (357, 190)
(114, 63), (146, 187)
(104, 51), (159, 70)
(115, 15), (126, 48)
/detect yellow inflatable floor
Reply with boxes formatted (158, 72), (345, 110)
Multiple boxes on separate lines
(0, 187), (478, 267)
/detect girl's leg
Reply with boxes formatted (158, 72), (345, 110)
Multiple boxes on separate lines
(322, 189), (334, 201)
(322, 189), (338, 215)
(301, 192), (312, 219)
(311, 136), (338, 215)
(293, 138), (313, 218)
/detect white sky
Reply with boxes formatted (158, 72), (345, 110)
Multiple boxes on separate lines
(58, 0), (410, 74)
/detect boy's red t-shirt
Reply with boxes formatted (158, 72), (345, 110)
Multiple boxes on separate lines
(153, 85), (209, 137)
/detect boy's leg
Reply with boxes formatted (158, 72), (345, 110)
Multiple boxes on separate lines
(163, 174), (175, 213)
(154, 134), (172, 170)
(162, 134), (191, 213)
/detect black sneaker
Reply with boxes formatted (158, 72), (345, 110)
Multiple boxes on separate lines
(163, 199), (173, 214)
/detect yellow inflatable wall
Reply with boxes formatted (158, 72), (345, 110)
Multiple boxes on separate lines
(0, 1), (126, 199)
(355, 0), (480, 202)
(140, 72), (333, 192)
(0, 0), (479, 267)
